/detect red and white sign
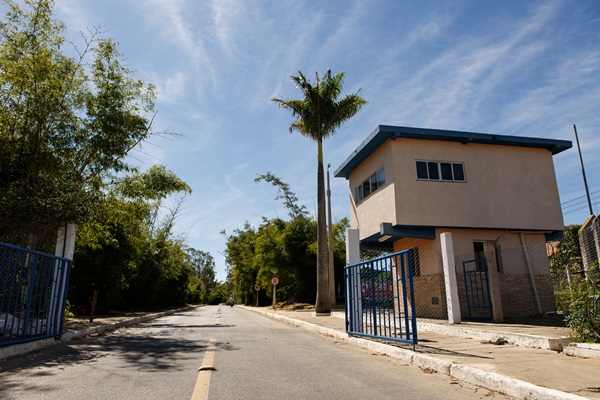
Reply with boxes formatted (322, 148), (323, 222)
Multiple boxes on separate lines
(271, 277), (279, 286)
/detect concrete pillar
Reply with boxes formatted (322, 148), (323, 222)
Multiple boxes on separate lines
(487, 261), (504, 322)
(346, 228), (360, 266)
(345, 229), (362, 331)
(440, 232), (461, 324)
(49, 223), (77, 331)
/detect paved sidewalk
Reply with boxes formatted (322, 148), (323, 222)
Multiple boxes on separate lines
(243, 306), (600, 400)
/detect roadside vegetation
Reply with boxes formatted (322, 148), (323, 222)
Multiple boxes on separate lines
(551, 224), (600, 342)
(0, 0), (225, 314)
(222, 173), (348, 307)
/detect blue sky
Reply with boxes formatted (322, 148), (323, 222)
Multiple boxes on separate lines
(8, 0), (600, 280)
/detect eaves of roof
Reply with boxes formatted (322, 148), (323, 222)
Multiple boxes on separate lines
(334, 125), (572, 179)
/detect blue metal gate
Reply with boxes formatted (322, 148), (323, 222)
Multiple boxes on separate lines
(462, 258), (492, 319)
(345, 249), (418, 346)
(0, 242), (72, 346)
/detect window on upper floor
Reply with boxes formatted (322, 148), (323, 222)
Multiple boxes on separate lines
(355, 167), (385, 203)
(415, 160), (465, 182)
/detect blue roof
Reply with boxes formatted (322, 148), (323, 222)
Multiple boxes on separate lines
(334, 125), (572, 178)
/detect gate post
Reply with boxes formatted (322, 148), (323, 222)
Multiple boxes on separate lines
(49, 223), (77, 332)
(440, 232), (461, 324)
(346, 229), (362, 331)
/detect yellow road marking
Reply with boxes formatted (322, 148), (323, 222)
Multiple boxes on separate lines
(191, 338), (217, 400)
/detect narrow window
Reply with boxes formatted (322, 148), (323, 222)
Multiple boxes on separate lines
(440, 163), (453, 181)
(416, 161), (428, 179)
(452, 163), (465, 181)
(355, 187), (363, 203)
(376, 167), (385, 187)
(427, 162), (440, 180)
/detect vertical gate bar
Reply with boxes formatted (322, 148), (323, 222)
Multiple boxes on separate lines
(370, 260), (377, 336)
(344, 267), (350, 332)
(406, 250), (418, 344)
(399, 253), (409, 340)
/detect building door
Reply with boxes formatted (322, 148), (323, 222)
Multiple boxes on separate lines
(462, 241), (494, 319)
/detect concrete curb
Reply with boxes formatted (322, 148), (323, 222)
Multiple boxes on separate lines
(563, 343), (600, 359)
(331, 311), (572, 352)
(0, 306), (196, 361)
(416, 321), (572, 351)
(243, 307), (589, 400)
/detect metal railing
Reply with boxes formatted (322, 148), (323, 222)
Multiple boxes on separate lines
(0, 242), (72, 346)
(345, 249), (418, 347)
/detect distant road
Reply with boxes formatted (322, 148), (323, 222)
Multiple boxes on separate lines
(0, 306), (508, 399)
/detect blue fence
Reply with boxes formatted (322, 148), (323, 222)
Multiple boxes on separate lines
(0, 242), (72, 346)
(345, 249), (418, 347)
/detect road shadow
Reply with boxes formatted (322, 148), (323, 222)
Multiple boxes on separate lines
(0, 329), (237, 398)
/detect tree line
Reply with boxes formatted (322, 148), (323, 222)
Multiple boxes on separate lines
(223, 173), (348, 306)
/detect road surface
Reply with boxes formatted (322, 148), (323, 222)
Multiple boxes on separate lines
(0, 305), (510, 399)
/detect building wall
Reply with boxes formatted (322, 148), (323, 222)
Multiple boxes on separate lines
(348, 142), (395, 239)
(348, 137), (564, 241)
(391, 138), (564, 231)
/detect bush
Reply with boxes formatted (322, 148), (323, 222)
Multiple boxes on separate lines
(565, 279), (600, 343)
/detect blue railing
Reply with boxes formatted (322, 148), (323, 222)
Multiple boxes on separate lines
(0, 242), (72, 346)
(345, 249), (418, 347)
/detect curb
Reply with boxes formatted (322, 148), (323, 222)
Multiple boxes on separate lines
(416, 321), (572, 351)
(0, 306), (196, 361)
(243, 307), (589, 400)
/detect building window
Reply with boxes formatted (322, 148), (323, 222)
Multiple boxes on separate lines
(415, 161), (465, 182)
(355, 167), (385, 203)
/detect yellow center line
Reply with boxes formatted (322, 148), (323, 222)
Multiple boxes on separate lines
(191, 338), (218, 400)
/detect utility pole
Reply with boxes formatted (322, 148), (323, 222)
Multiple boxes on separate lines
(327, 163), (335, 306)
(573, 124), (594, 215)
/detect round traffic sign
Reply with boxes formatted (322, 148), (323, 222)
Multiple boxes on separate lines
(255, 284), (261, 291)
(271, 277), (279, 286)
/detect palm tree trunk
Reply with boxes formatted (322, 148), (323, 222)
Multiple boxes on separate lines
(315, 139), (330, 314)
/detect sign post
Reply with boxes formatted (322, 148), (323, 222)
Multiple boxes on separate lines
(271, 277), (279, 309)
(255, 284), (260, 307)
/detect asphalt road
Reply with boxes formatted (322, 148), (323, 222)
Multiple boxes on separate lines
(0, 305), (510, 399)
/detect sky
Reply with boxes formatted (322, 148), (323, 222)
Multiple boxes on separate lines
(5, 0), (600, 280)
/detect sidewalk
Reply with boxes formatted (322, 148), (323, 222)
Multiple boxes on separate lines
(243, 306), (600, 400)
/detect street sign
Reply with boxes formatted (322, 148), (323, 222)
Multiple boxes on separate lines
(271, 277), (279, 286)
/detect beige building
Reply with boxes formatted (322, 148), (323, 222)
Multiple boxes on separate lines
(335, 125), (572, 321)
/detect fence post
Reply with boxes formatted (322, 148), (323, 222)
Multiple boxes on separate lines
(440, 232), (461, 324)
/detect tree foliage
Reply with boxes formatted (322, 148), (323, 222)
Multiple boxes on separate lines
(223, 174), (348, 305)
(0, 0), (158, 247)
(70, 166), (201, 312)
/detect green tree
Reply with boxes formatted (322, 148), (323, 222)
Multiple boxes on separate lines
(71, 166), (194, 311)
(187, 248), (218, 303)
(0, 0), (158, 247)
(272, 70), (366, 313)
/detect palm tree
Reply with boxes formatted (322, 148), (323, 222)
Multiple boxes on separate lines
(272, 70), (367, 314)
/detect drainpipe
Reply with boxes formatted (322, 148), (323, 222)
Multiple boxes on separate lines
(519, 233), (542, 314)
